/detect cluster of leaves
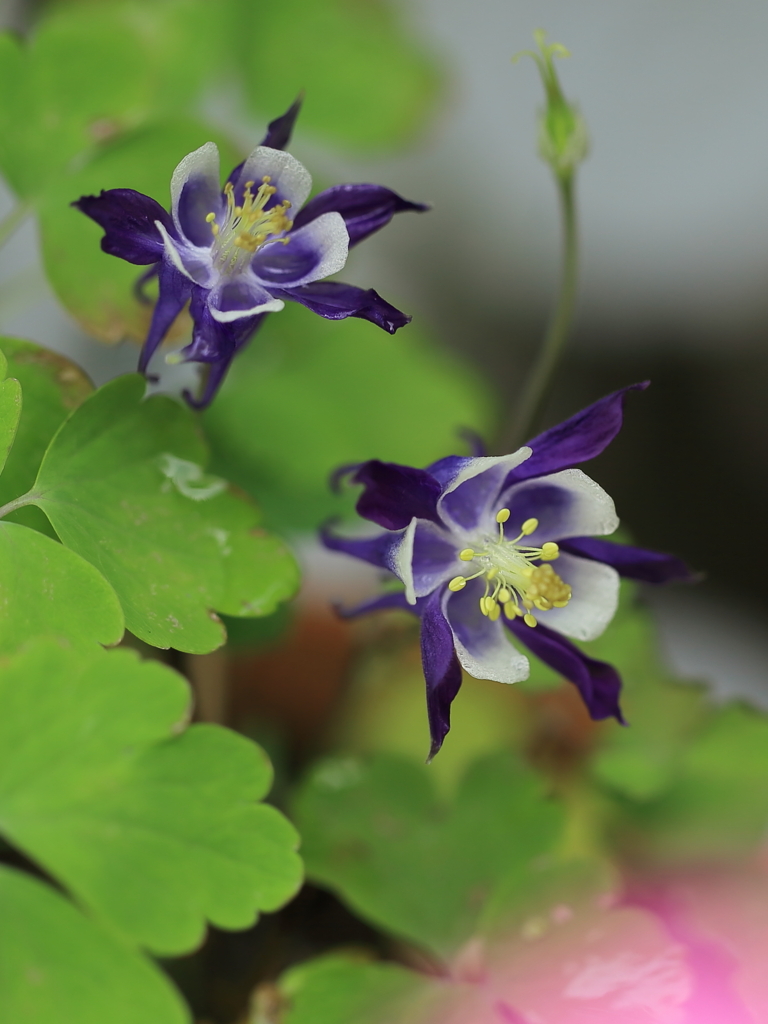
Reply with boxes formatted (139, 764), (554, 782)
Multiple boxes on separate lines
(0, 336), (304, 1019)
(0, 1), (490, 1020)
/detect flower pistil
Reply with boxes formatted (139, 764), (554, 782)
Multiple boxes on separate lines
(448, 508), (572, 627)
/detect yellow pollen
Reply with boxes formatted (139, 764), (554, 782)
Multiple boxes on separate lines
(526, 564), (572, 608)
(459, 548), (475, 561)
(524, 613), (538, 628)
(496, 508), (511, 523)
(521, 517), (539, 535)
(504, 600), (522, 619)
(209, 176), (293, 259)
(540, 542), (559, 561)
(488, 602), (501, 621)
(498, 587), (512, 603)
(448, 576), (467, 592)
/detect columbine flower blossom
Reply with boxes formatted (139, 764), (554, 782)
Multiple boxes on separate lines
(323, 384), (693, 758)
(74, 100), (427, 407)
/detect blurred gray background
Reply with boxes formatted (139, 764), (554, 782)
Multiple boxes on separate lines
(1, 0), (766, 699)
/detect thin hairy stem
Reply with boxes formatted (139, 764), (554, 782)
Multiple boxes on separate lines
(511, 174), (578, 446)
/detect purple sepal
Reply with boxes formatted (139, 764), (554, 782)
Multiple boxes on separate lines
(73, 189), (174, 265)
(421, 590), (463, 761)
(456, 427), (487, 457)
(261, 94), (303, 150)
(335, 591), (414, 619)
(138, 263), (192, 374)
(320, 521), (400, 570)
(275, 282), (411, 334)
(340, 460), (442, 530)
(179, 296), (266, 409)
(292, 183), (428, 247)
(183, 356), (234, 410)
(225, 96), (305, 190)
(560, 537), (696, 584)
(507, 382), (650, 485)
(507, 618), (625, 724)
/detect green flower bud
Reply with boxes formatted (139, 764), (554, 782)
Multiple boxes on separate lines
(514, 29), (589, 181)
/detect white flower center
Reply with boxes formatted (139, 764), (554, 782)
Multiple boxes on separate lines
(447, 508), (572, 628)
(206, 177), (293, 275)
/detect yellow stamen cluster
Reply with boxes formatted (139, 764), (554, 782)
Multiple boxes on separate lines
(206, 176), (293, 272)
(447, 507), (572, 628)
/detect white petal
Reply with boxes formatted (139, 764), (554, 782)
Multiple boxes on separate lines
(443, 583), (529, 684)
(390, 517), (417, 605)
(542, 551), (620, 641)
(252, 212), (349, 288)
(170, 141), (222, 245)
(436, 448), (533, 531)
(411, 520), (463, 598)
(501, 468), (619, 541)
(208, 273), (285, 321)
(233, 146), (312, 212)
(209, 297), (285, 322)
(155, 220), (213, 286)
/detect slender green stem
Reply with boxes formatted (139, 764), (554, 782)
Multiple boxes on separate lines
(0, 202), (32, 250)
(511, 173), (579, 446)
(0, 493), (39, 521)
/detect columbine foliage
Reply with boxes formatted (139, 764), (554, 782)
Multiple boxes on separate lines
(0, 345), (299, 653)
(0, 4), (750, 1022)
(0, 640), (301, 1017)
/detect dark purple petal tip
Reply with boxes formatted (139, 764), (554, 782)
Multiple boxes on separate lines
(344, 459), (442, 531)
(333, 591), (414, 620)
(508, 617), (625, 724)
(293, 182), (429, 247)
(74, 188), (174, 265)
(276, 282), (411, 334)
(421, 591), (464, 761)
(508, 381), (650, 485)
(560, 537), (697, 585)
(320, 519), (401, 571)
(261, 94), (304, 150)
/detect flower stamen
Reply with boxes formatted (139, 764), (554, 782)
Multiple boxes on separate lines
(206, 176), (293, 274)
(449, 509), (571, 626)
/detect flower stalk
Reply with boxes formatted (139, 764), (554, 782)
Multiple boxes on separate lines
(511, 31), (587, 445)
(511, 172), (578, 445)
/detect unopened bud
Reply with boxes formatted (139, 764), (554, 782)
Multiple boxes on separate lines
(514, 29), (589, 181)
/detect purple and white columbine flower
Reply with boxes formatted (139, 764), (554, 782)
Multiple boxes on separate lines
(74, 100), (427, 408)
(323, 383), (693, 759)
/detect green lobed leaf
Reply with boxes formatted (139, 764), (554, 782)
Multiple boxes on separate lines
(0, 336), (93, 536)
(231, 0), (440, 152)
(293, 751), (563, 957)
(0, 521), (124, 654)
(279, 954), (424, 1024)
(0, 640), (303, 955)
(0, 866), (188, 1024)
(30, 373), (298, 652)
(39, 118), (241, 343)
(204, 306), (495, 531)
(0, 2), (227, 199)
